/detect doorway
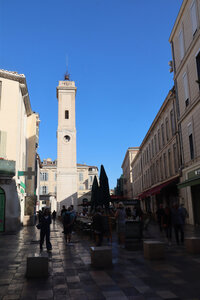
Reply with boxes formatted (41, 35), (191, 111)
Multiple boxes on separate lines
(0, 187), (5, 232)
(191, 184), (200, 225)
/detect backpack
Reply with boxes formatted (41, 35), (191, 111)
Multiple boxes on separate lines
(63, 212), (71, 225)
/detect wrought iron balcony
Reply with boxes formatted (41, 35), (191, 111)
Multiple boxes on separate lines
(0, 159), (15, 177)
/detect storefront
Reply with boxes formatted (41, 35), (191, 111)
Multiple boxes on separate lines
(178, 167), (200, 225)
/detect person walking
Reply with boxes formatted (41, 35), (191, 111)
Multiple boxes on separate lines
(92, 206), (104, 246)
(156, 203), (165, 232)
(63, 207), (75, 244)
(180, 203), (189, 224)
(52, 210), (56, 224)
(115, 202), (126, 248)
(61, 205), (67, 233)
(162, 206), (172, 245)
(39, 207), (52, 251)
(171, 203), (185, 245)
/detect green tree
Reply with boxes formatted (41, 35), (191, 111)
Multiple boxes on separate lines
(99, 165), (111, 213)
(90, 175), (100, 213)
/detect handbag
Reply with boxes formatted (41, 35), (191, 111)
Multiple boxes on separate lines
(36, 223), (41, 230)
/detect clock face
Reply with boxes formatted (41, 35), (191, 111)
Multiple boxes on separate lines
(63, 135), (71, 143)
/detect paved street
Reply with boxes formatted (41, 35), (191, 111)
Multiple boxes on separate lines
(1, 221), (200, 300)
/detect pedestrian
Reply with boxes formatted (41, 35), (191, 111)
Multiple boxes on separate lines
(92, 206), (104, 246)
(39, 207), (52, 251)
(61, 205), (67, 233)
(52, 210), (56, 224)
(171, 203), (184, 245)
(115, 202), (126, 248)
(162, 206), (172, 245)
(63, 207), (75, 244)
(156, 203), (165, 232)
(180, 203), (189, 224)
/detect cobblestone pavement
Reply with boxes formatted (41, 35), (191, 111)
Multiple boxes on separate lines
(1, 221), (200, 300)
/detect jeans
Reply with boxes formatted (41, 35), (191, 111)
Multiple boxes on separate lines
(173, 224), (184, 245)
(40, 229), (52, 250)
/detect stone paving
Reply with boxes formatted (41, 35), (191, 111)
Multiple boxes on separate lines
(1, 221), (200, 300)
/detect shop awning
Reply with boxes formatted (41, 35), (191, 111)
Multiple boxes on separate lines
(139, 178), (179, 199)
(177, 176), (200, 189)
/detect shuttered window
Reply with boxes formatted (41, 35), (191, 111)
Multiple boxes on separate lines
(188, 123), (194, 159)
(179, 29), (184, 60)
(0, 131), (7, 158)
(191, 1), (198, 34)
(183, 72), (189, 103)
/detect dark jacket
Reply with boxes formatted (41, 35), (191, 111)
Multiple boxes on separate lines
(40, 215), (51, 231)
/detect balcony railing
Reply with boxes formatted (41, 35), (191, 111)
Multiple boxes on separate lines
(0, 159), (15, 177)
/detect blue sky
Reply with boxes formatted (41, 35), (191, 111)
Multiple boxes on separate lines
(1, 0), (183, 189)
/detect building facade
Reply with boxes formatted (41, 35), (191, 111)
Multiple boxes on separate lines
(39, 159), (98, 212)
(169, 0), (200, 225)
(0, 69), (39, 232)
(131, 88), (181, 213)
(121, 147), (139, 199)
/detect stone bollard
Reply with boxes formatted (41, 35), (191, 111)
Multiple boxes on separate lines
(185, 237), (200, 254)
(90, 246), (112, 268)
(26, 253), (49, 278)
(143, 240), (165, 260)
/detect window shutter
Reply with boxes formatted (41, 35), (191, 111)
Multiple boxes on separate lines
(46, 186), (48, 194)
(0, 131), (7, 158)
(188, 123), (193, 135)
(40, 186), (42, 195)
(179, 30), (184, 60)
(183, 72), (189, 101)
(191, 1), (197, 34)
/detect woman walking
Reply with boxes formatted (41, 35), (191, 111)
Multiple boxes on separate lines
(39, 207), (52, 251)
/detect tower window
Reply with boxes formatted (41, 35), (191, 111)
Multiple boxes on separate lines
(65, 110), (69, 119)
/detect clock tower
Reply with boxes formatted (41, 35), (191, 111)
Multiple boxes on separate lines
(56, 77), (77, 211)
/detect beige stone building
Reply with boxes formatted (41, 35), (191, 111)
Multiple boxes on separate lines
(121, 147), (139, 199)
(131, 88), (181, 213)
(39, 159), (98, 212)
(0, 69), (39, 232)
(39, 158), (57, 211)
(169, 0), (200, 225)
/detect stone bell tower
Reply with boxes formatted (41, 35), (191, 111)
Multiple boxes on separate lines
(56, 75), (77, 211)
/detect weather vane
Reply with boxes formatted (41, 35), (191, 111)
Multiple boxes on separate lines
(64, 54), (70, 81)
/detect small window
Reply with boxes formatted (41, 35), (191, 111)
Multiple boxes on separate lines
(65, 110), (69, 119)
(170, 110), (176, 135)
(42, 186), (48, 195)
(173, 143), (178, 173)
(196, 52), (200, 89)
(41, 172), (48, 181)
(190, 1), (197, 35)
(188, 123), (194, 160)
(161, 124), (165, 146)
(158, 129), (161, 150)
(179, 29), (184, 60)
(79, 173), (83, 182)
(165, 118), (169, 141)
(183, 72), (190, 103)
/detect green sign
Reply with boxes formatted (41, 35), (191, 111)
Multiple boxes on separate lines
(20, 181), (26, 189)
(18, 167), (36, 180)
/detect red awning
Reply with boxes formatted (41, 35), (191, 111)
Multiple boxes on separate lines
(139, 178), (178, 199)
